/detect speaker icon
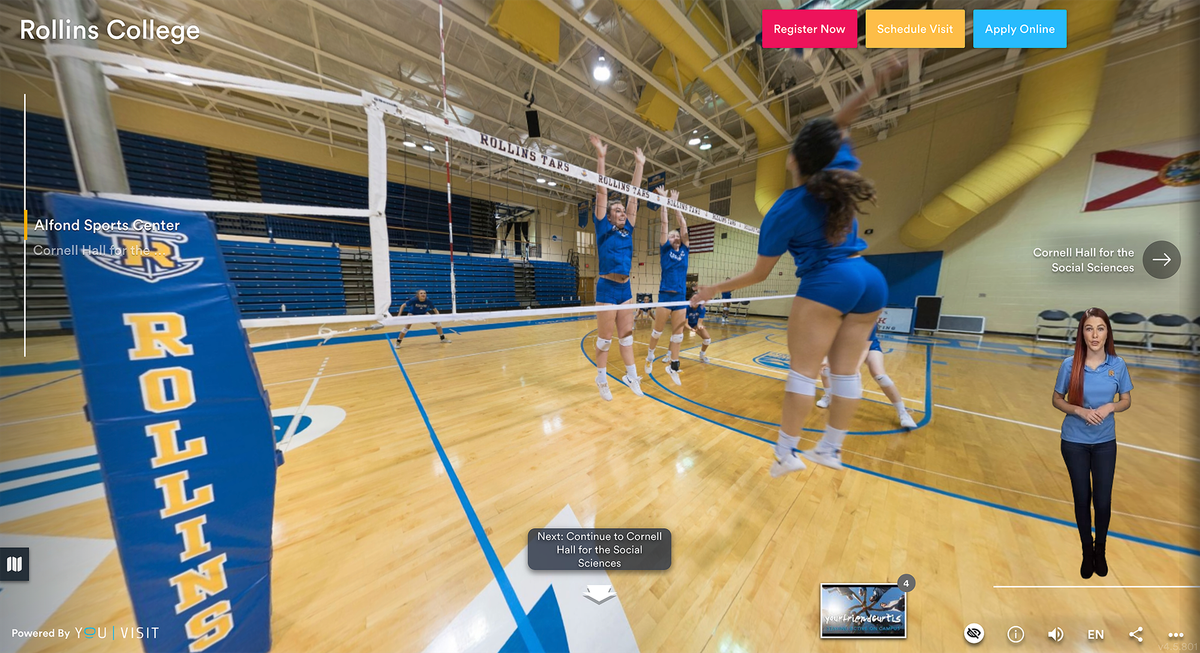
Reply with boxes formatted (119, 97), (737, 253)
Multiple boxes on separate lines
(1048, 627), (1064, 642)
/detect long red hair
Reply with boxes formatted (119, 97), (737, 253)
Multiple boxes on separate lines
(1067, 307), (1116, 406)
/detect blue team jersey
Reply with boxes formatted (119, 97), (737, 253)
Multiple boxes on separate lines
(686, 305), (705, 326)
(1054, 354), (1133, 444)
(595, 213), (634, 276)
(721, 291), (732, 300)
(757, 141), (869, 277)
(404, 298), (436, 315)
(660, 243), (689, 293)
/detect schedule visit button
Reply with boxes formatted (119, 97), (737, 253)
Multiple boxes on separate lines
(973, 10), (1067, 48)
(761, 9), (858, 49)
(866, 9), (964, 48)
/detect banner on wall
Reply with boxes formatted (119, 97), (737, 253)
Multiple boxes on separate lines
(1083, 137), (1200, 211)
(645, 171), (667, 210)
(47, 194), (276, 653)
(577, 200), (590, 229)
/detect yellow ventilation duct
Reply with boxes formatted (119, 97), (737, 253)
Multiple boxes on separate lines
(616, 0), (789, 217)
(900, 0), (1119, 248)
(488, 0), (560, 65)
(637, 51), (696, 132)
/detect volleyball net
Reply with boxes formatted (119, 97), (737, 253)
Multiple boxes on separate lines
(42, 43), (789, 348)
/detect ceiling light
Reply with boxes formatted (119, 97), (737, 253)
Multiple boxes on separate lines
(593, 55), (611, 82)
(699, 143), (712, 150)
(688, 137), (701, 146)
(692, 129), (698, 133)
(403, 140), (417, 147)
(422, 143), (436, 151)
(547, 181), (557, 186)
(536, 177), (546, 183)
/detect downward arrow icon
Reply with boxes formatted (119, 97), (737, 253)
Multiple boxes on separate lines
(583, 585), (617, 604)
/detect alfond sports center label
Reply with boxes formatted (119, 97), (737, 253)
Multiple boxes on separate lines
(528, 529), (671, 570)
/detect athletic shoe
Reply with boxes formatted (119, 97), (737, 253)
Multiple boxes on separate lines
(770, 453), (807, 477)
(622, 373), (645, 397)
(802, 443), (844, 470)
(898, 411), (917, 429)
(395, 338), (403, 347)
(699, 353), (710, 364)
(816, 393), (831, 409)
(644, 355), (654, 375)
(666, 366), (681, 386)
(596, 378), (613, 401)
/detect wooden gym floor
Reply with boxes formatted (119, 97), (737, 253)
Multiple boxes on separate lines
(1, 315), (1197, 652)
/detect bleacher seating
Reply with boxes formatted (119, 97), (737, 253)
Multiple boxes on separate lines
(219, 240), (346, 318)
(531, 260), (579, 307)
(390, 252), (519, 313)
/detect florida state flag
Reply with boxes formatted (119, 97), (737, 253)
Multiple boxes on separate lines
(1083, 138), (1200, 211)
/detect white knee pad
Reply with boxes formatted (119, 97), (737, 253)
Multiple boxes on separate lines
(785, 370), (817, 396)
(829, 373), (863, 399)
(650, 329), (663, 339)
(702, 338), (711, 345)
(874, 374), (894, 389)
(669, 333), (684, 344)
(596, 337), (611, 351)
(618, 335), (634, 347)
(400, 326), (410, 334)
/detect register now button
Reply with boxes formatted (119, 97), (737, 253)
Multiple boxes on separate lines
(761, 10), (858, 49)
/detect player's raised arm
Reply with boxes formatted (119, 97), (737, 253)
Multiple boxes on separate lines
(590, 134), (608, 220)
(655, 186), (669, 246)
(625, 148), (645, 228)
(671, 189), (687, 247)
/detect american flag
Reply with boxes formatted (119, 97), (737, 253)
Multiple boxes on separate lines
(688, 222), (716, 253)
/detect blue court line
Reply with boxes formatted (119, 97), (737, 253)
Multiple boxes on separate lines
(0, 470), (102, 506)
(0, 455), (98, 484)
(932, 360), (948, 365)
(934, 386), (955, 392)
(581, 333), (1198, 558)
(387, 341), (545, 653)
(0, 360), (81, 378)
(0, 372), (81, 400)
(645, 359), (928, 436)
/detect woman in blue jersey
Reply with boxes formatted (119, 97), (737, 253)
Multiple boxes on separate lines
(644, 187), (690, 386)
(394, 289), (447, 347)
(589, 135), (646, 401)
(685, 303), (711, 364)
(816, 325), (916, 429)
(693, 60), (902, 477)
(1052, 307), (1132, 579)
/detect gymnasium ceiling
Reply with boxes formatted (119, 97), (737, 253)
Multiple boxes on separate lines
(0, 0), (1191, 203)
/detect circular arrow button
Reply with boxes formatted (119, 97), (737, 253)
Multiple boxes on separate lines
(1143, 240), (1181, 279)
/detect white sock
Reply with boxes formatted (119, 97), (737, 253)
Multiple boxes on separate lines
(625, 365), (638, 379)
(821, 367), (831, 388)
(820, 425), (848, 451)
(646, 348), (655, 360)
(596, 368), (607, 384)
(894, 401), (907, 414)
(774, 430), (800, 459)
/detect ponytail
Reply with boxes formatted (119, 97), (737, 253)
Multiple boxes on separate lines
(806, 168), (876, 245)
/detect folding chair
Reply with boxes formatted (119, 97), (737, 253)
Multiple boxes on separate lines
(1034, 309), (1073, 343)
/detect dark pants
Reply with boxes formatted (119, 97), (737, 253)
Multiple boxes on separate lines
(1060, 439), (1117, 550)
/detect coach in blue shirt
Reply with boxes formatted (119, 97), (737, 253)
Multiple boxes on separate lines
(1052, 308), (1133, 580)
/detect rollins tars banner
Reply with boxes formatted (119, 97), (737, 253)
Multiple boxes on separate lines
(48, 194), (275, 653)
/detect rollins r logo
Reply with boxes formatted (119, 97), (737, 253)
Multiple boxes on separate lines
(85, 230), (203, 283)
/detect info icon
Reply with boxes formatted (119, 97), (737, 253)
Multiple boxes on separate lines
(965, 623), (985, 644)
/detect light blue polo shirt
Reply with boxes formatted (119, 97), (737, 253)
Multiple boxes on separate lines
(1054, 354), (1133, 444)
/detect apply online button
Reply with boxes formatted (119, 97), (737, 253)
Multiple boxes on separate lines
(973, 10), (1067, 48)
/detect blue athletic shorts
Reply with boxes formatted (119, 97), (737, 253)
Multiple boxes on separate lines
(796, 256), (887, 315)
(658, 290), (685, 309)
(596, 277), (632, 305)
(869, 334), (883, 352)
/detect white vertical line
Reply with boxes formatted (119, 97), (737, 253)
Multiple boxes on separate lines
(279, 356), (328, 453)
(23, 93), (27, 357)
